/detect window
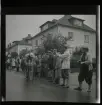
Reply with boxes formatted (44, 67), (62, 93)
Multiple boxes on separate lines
(68, 32), (74, 40)
(41, 38), (44, 44)
(74, 20), (82, 26)
(28, 40), (31, 44)
(35, 40), (38, 46)
(84, 35), (89, 43)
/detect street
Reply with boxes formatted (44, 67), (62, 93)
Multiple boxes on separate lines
(6, 70), (97, 102)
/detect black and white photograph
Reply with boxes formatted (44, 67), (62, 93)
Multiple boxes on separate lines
(5, 13), (100, 103)
(1, 5), (99, 103)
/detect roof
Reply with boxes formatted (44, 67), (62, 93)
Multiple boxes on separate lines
(23, 35), (32, 40)
(18, 41), (32, 46)
(56, 15), (96, 32)
(12, 41), (20, 43)
(39, 21), (55, 28)
(7, 40), (32, 51)
(31, 23), (57, 39)
(31, 15), (96, 39)
(69, 16), (85, 21)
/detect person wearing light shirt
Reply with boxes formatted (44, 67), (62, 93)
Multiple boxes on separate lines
(59, 49), (72, 88)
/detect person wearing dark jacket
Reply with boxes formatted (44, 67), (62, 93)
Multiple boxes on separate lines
(16, 57), (20, 72)
(47, 51), (54, 81)
(21, 57), (25, 72)
(52, 49), (57, 83)
(74, 47), (93, 92)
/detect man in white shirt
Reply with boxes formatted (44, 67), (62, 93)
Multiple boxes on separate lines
(59, 48), (72, 88)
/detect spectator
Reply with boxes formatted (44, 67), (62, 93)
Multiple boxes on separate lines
(6, 58), (11, 70)
(59, 48), (72, 88)
(54, 52), (62, 85)
(21, 57), (25, 73)
(41, 54), (45, 78)
(52, 49), (57, 83)
(44, 53), (49, 79)
(11, 58), (16, 71)
(37, 55), (42, 78)
(16, 56), (20, 72)
(47, 51), (54, 81)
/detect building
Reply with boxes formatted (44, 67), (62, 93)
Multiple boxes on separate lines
(6, 34), (32, 55)
(31, 15), (96, 59)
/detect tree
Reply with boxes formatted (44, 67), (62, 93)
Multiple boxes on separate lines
(72, 46), (82, 55)
(35, 46), (45, 56)
(11, 52), (18, 58)
(70, 46), (89, 68)
(19, 49), (29, 57)
(42, 33), (71, 54)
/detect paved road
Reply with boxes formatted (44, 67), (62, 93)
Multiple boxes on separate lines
(6, 70), (97, 102)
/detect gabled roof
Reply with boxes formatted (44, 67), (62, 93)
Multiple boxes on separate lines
(23, 35), (32, 40)
(12, 41), (20, 43)
(31, 15), (96, 40)
(39, 21), (55, 28)
(31, 23), (57, 39)
(69, 16), (85, 21)
(7, 40), (32, 51)
(18, 40), (32, 46)
(56, 15), (96, 32)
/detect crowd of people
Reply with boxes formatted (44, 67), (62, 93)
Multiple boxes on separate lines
(6, 56), (21, 72)
(6, 46), (94, 92)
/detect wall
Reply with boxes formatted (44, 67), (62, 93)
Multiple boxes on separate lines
(8, 44), (32, 55)
(31, 26), (58, 50)
(18, 45), (32, 55)
(28, 40), (32, 44)
(8, 45), (18, 54)
(58, 25), (96, 58)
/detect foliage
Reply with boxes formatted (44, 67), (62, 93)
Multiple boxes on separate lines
(72, 46), (82, 55)
(35, 46), (45, 56)
(11, 52), (18, 58)
(71, 46), (82, 68)
(71, 46), (89, 68)
(70, 54), (80, 68)
(19, 49), (29, 57)
(42, 33), (71, 54)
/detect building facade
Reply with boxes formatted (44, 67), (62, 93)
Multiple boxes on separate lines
(7, 34), (32, 55)
(31, 15), (96, 59)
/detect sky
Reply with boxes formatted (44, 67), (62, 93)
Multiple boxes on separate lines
(6, 15), (96, 47)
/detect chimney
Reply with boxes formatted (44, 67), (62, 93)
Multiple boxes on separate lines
(64, 15), (72, 19)
(52, 19), (57, 23)
(28, 34), (31, 37)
